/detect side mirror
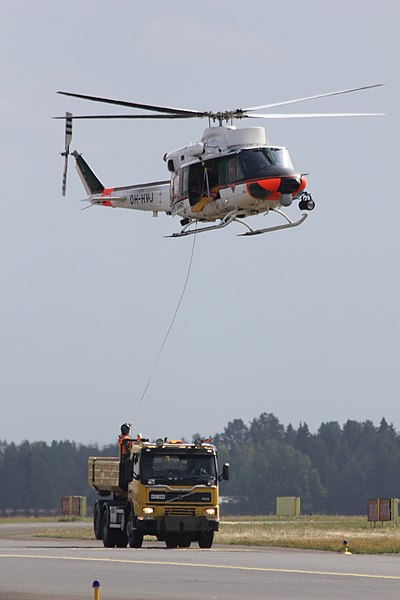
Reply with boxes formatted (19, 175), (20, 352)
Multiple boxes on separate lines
(221, 463), (230, 481)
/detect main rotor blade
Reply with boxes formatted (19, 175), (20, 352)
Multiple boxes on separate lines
(53, 113), (196, 120)
(246, 112), (385, 119)
(57, 91), (206, 117)
(243, 84), (384, 112)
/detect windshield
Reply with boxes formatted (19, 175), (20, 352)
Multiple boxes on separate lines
(140, 453), (217, 485)
(239, 147), (294, 178)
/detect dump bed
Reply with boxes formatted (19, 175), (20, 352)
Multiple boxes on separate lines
(88, 456), (123, 493)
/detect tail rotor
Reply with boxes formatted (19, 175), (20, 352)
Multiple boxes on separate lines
(61, 112), (72, 196)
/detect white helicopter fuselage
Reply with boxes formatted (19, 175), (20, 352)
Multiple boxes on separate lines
(165, 125), (306, 221)
(82, 126), (308, 225)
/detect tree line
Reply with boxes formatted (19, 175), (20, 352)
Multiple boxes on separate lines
(0, 441), (116, 514)
(214, 414), (400, 514)
(0, 414), (399, 515)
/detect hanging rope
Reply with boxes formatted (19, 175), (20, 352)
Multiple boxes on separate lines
(130, 227), (198, 422)
(192, 166), (212, 213)
(203, 166), (210, 200)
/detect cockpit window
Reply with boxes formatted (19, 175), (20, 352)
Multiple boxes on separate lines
(239, 147), (294, 178)
(226, 155), (244, 184)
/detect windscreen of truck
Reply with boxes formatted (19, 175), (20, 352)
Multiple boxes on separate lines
(140, 453), (217, 486)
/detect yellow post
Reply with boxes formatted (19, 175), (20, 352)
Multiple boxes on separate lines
(80, 496), (87, 518)
(342, 539), (352, 555)
(92, 580), (100, 600)
(390, 498), (398, 526)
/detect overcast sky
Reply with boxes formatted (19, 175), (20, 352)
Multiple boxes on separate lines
(1, 1), (398, 446)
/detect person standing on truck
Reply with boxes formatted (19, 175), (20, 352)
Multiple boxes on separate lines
(118, 423), (134, 491)
(118, 423), (133, 461)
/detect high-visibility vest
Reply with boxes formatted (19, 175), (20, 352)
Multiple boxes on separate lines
(118, 434), (133, 457)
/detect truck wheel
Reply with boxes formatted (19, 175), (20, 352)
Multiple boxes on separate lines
(198, 531), (214, 549)
(178, 534), (191, 548)
(165, 534), (179, 549)
(128, 529), (143, 548)
(115, 528), (128, 548)
(102, 507), (117, 548)
(93, 502), (103, 540)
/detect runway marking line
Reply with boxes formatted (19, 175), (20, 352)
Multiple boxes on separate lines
(1, 553), (400, 581)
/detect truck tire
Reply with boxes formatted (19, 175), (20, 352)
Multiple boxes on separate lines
(128, 529), (143, 548)
(102, 507), (117, 548)
(178, 534), (191, 548)
(198, 531), (214, 549)
(93, 502), (103, 540)
(115, 528), (128, 548)
(165, 534), (179, 549)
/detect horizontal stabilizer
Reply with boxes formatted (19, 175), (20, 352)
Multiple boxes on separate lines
(90, 196), (127, 204)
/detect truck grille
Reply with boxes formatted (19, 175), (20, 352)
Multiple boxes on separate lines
(164, 507), (196, 516)
(149, 491), (212, 503)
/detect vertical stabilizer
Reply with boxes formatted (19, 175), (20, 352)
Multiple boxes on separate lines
(72, 150), (104, 195)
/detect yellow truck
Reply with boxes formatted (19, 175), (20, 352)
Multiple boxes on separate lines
(88, 437), (229, 549)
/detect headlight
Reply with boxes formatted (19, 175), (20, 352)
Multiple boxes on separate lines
(205, 508), (216, 516)
(143, 507), (154, 515)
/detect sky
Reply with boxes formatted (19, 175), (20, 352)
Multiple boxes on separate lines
(1, 0), (398, 446)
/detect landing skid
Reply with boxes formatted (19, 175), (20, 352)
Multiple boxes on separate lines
(166, 208), (308, 238)
(237, 209), (308, 236)
(165, 210), (240, 238)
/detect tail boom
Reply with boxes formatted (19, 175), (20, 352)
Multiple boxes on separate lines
(72, 151), (171, 214)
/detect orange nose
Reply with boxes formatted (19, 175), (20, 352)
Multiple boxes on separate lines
(298, 177), (307, 193)
(256, 178), (281, 193)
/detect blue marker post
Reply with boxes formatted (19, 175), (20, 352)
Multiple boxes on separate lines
(92, 580), (101, 600)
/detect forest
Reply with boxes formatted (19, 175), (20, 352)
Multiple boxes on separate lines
(0, 413), (399, 516)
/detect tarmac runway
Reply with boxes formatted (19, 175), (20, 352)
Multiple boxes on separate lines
(0, 522), (399, 599)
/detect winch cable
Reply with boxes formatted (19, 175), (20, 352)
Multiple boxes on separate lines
(131, 226), (198, 421)
(203, 166), (210, 200)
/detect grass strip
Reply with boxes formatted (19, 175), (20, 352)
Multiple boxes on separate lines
(32, 515), (400, 554)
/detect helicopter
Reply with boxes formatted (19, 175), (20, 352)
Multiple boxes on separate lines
(57, 84), (383, 237)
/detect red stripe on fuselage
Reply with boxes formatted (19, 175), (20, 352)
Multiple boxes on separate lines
(101, 188), (114, 207)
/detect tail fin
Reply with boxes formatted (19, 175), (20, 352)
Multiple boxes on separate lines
(71, 150), (104, 195)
